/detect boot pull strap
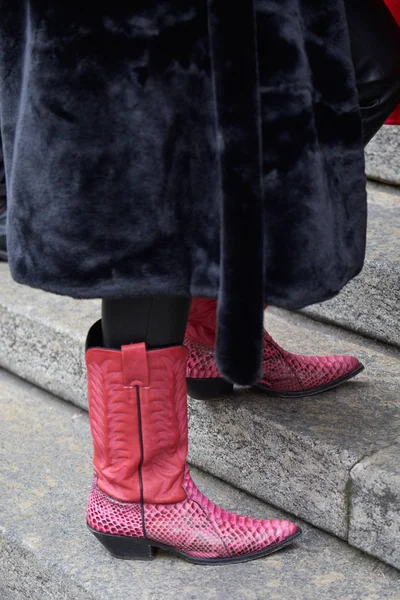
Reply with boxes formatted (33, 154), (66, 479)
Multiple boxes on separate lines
(121, 343), (149, 388)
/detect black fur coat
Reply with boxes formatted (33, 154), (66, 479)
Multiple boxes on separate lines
(0, 1), (367, 384)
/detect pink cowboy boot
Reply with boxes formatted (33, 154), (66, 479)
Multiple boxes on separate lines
(185, 299), (364, 399)
(85, 321), (301, 564)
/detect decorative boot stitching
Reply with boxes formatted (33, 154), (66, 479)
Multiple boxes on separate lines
(136, 385), (147, 539)
(267, 335), (306, 392)
(190, 497), (233, 559)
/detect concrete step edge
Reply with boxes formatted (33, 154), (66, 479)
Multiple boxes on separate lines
(365, 126), (400, 187)
(1, 368), (399, 600)
(0, 264), (400, 569)
(300, 188), (400, 349)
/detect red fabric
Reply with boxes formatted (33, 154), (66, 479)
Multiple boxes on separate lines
(385, 0), (400, 24)
(385, 0), (400, 123)
(387, 107), (400, 125)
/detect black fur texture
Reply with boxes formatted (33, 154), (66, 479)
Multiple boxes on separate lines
(0, 1), (367, 384)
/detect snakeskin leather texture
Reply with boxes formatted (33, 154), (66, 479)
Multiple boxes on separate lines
(185, 300), (361, 392)
(87, 466), (297, 559)
(259, 331), (361, 392)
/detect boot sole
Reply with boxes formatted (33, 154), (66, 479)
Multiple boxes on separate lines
(88, 525), (302, 565)
(187, 364), (364, 400)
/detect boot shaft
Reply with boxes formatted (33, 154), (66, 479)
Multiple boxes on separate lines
(86, 321), (188, 504)
(186, 299), (269, 345)
(186, 299), (218, 345)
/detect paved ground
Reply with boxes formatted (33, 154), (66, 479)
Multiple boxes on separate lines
(1, 368), (399, 600)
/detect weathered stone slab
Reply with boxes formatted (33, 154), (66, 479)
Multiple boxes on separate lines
(366, 126), (400, 186)
(302, 198), (400, 349)
(349, 443), (400, 570)
(1, 263), (400, 562)
(367, 181), (400, 207)
(1, 369), (399, 600)
(0, 264), (97, 409)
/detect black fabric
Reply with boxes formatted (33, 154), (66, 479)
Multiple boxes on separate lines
(360, 79), (400, 145)
(346, 0), (400, 145)
(208, 1), (265, 382)
(0, 0), (367, 384)
(346, 0), (400, 83)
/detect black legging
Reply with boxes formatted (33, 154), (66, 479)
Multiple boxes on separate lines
(101, 297), (191, 350)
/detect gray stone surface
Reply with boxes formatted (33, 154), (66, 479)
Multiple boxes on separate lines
(1, 264), (400, 566)
(0, 264), (97, 409)
(366, 126), (400, 186)
(1, 369), (399, 600)
(302, 190), (400, 349)
(349, 443), (400, 570)
(367, 181), (400, 207)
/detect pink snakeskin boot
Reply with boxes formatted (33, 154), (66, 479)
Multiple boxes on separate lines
(185, 299), (364, 399)
(85, 321), (301, 564)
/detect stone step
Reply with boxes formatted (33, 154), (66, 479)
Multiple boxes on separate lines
(1, 369), (399, 600)
(301, 181), (400, 349)
(366, 126), (400, 187)
(0, 263), (400, 570)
